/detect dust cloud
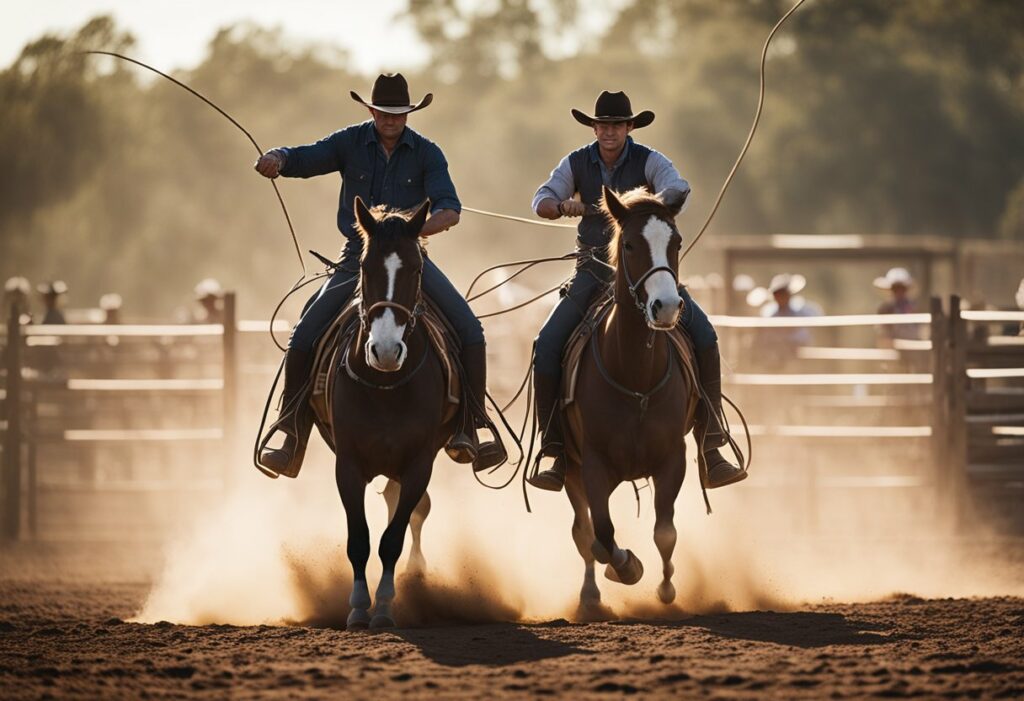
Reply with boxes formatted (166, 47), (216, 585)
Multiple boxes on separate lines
(134, 423), (1024, 628)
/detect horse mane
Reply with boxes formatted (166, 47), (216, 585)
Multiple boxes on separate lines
(602, 188), (672, 268)
(356, 204), (428, 259)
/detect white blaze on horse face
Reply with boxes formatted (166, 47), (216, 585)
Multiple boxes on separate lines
(366, 252), (407, 371)
(383, 252), (403, 302)
(640, 216), (682, 327)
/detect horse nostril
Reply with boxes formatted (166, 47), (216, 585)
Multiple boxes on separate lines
(651, 299), (662, 315)
(370, 345), (380, 362)
(396, 345), (405, 364)
(677, 299), (684, 309)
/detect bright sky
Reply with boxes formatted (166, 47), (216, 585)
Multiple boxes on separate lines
(4, 0), (429, 73)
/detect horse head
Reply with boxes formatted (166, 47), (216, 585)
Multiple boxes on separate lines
(354, 196), (429, 372)
(601, 185), (686, 330)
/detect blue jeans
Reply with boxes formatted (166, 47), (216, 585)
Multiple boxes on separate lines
(290, 239), (484, 352)
(533, 262), (717, 378)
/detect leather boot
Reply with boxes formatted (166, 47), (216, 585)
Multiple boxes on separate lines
(526, 371), (567, 492)
(446, 343), (507, 471)
(695, 342), (747, 489)
(258, 349), (314, 478)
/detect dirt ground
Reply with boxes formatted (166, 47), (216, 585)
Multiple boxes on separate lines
(1, 546), (1023, 700)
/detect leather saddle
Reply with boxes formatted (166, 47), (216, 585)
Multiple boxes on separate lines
(307, 294), (462, 453)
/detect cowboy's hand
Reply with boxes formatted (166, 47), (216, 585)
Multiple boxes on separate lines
(255, 149), (286, 178)
(559, 199), (587, 217)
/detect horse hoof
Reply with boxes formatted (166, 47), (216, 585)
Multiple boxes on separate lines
(591, 540), (612, 565)
(346, 608), (371, 631)
(604, 550), (644, 585)
(576, 600), (615, 623)
(657, 580), (676, 605)
(369, 614), (396, 630)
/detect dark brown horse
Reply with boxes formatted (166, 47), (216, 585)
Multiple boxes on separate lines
(563, 186), (696, 613)
(332, 197), (455, 630)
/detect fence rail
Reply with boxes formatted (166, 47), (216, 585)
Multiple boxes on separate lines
(2, 294), (1022, 539)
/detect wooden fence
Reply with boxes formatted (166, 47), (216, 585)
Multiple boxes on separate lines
(0, 293), (288, 539)
(1, 294), (1021, 539)
(712, 295), (1024, 531)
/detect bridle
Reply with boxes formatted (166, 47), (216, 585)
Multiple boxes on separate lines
(617, 221), (681, 320)
(357, 258), (425, 340)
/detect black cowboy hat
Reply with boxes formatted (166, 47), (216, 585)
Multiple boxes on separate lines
(571, 90), (655, 129)
(350, 73), (433, 115)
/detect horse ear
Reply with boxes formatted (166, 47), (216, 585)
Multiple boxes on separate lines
(354, 196), (375, 239)
(407, 200), (431, 237)
(602, 186), (629, 223)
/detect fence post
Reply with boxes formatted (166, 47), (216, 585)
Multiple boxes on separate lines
(928, 297), (950, 523)
(3, 303), (23, 540)
(222, 292), (239, 489)
(947, 295), (969, 530)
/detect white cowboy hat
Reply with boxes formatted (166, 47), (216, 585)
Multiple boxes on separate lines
(99, 293), (123, 311)
(768, 273), (806, 295)
(4, 276), (30, 295)
(873, 267), (914, 290)
(194, 278), (223, 300)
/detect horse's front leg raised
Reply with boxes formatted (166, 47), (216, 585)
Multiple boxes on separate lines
(372, 456), (433, 629)
(653, 458), (685, 604)
(583, 452), (644, 585)
(335, 457), (371, 630)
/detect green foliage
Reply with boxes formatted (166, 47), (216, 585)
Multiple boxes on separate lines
(1, 1), (1022, 318)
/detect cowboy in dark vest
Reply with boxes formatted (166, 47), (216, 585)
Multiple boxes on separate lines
(254, 73), (505, 476)
(527, 90), (746, 492)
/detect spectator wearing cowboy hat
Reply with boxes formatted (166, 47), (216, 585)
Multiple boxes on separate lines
(874, 267), (919, 343)
(747, 273), (822, 366)
(4, 277), (31, 319)
(192, 278), (224, 324)
(253, 73), (504, 477)
(99, 293), (123, 325)
(527, 89), (745, 492)
(37, 280), (68, 325)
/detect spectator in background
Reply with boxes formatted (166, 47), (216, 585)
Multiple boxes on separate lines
(748, 273), (822, 364)
(874, 267), (919, 344)
(4, 277), (31, 320)
(99, 294), (122, 325)
(192, 278), (223, 324)
(37, 281), (68, 325)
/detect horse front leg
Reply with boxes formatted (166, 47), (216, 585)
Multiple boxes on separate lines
(335, 457), (371, 630)
(371, 456), (433, 629)
(565, 464), (606, 618)
(383, 478), (430, 575)
(652, 458), (685, 604)
(583, 454), (644, 586)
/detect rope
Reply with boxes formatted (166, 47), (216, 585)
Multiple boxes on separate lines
(83, 51), (306, 276)
(681, 0), (810, 259)
(463, 206), (576, 229)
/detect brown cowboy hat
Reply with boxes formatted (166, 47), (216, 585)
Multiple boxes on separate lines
(571, 90), (655, 129)
(350, 73), (433, 115)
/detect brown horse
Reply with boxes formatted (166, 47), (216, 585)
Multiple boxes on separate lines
(332, 197), (454, 630)
(563, 185), (695, 613)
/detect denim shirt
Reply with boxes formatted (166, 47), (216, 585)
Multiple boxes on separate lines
(279, 121), (461, 239)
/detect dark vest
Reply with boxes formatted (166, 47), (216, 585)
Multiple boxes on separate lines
(568, 139), (653, 247)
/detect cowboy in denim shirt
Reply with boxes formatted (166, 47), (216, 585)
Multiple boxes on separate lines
(254, 73), (504, 477)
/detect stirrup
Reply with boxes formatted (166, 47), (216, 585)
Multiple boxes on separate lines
(473, 435), (507, 472)
(701, 449), (746, 489)
(527, 448), (566, 492)
(258, 431), (305, 479)
(445, 431), (478, 464)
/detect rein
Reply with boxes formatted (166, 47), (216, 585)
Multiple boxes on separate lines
(590, 334), (673, 419)
(341, 336), (430, 391)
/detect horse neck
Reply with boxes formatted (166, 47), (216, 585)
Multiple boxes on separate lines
(600, 262), (671, 390)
